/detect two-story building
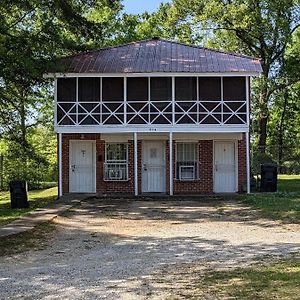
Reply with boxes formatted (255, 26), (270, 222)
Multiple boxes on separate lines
(48, 38), (262, 196)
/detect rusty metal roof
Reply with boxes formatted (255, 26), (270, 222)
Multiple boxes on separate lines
(57, 38), (262, 74)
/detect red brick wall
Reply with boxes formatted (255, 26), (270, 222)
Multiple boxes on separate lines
(173, 140), (214, 194)
(238, 133), (247, 192)
(61, 133), (134, 194)
(61, 134), (247, 195)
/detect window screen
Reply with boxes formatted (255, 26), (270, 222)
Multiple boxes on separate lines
(102, 77), (124, 101)
(199, 77), (221, 101)
(127, 77), (148, 101)
(78, 77), (100, 102)
(223, 77), (246, 101)
(57, 78), (76, 102)
(104, 143), (128, 181)
(175, 77), (197, 101)
(150, 77), (172, 101)
(176, 143), (198, 180)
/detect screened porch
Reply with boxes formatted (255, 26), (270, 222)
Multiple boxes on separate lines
(55, 76), (249, 130)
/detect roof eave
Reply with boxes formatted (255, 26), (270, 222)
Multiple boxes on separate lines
(44, 71), (262, 78)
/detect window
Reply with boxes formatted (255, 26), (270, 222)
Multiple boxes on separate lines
(176, 143), (198, 180)
(104, 143), (128, 181)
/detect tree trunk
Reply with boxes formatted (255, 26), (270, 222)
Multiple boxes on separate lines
(278, 91), (288, 173)
(0, 154), (3, 190)
(257, 73), (270, 154)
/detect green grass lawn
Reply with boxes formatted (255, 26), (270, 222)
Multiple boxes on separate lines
(0, 187), (58, 226)
(191, 259), (300, 300)
(241, 174), (300, 223)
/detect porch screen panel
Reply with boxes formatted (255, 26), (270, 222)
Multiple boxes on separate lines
(78, 77), (101, 125)
(175, 77), (197, 124)
(150, 77), (172, 124)
(57, 78), (76, 125)
(223, 77), (246, 124)
(127, 77), (148, 124)
(102, 77), (124, 125)
(199, 77), (221, 124)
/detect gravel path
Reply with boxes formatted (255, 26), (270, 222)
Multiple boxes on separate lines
(0, 199), (299, 299)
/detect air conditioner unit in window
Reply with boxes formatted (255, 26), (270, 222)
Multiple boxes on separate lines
(108, 169), (123, 180)
(179, 165), (195, 181)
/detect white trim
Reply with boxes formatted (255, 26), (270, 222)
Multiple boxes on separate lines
(134, 132), (138, 196)
(172, 77), (175, 125)
(246, 132), (251, 194)
(76, 77), (79, 125)
(55, 125), (249, 134)
(169, 132), (173, 195)
(124, 77), (127, 124)
(58, 133), (62, 197)
(101, 132), (244, 141)
(45, 72), (260, 78)
(54, 79), (58, 127)
(221, 77), (224, 125)
(246, 76), (250, 126)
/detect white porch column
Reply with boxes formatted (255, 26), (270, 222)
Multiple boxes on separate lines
(246, 131), (251, 194)
(58, 133), (63, 197)
(169, 132), (173, 196)
(134, 132), (138, 196)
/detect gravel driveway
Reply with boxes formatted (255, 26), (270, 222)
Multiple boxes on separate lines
(0, 198), (300, 299)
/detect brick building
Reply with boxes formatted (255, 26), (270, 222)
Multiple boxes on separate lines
(47, 38), (262, 196)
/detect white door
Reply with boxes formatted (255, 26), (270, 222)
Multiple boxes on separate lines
(142, 141), (166, 193)
(214, 142), (236, 193)
(70, 141), (96, 193)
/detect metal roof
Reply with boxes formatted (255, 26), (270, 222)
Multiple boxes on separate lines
(57, 38), (262, 74)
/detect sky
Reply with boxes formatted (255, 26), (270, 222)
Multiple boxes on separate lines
(122, 0), (170, 14)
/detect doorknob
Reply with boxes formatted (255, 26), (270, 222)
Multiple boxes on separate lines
(71, 165), (76, 172)
(143, 164), (147, 171)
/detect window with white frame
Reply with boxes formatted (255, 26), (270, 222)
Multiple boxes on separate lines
(104, 143), (128, 181)
(176, 143), (198, 181)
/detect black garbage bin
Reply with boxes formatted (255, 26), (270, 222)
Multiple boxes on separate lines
(260, 164), (278, 192)
(10, 181), (29, 208)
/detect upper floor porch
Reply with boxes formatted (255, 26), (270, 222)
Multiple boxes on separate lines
(55, 74), (250, 134)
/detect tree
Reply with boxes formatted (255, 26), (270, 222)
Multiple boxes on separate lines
(0, 0), (122, 186)
(173, 0), (300, 152)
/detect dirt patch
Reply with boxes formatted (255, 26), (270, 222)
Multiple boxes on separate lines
(0, 199), (299, 299)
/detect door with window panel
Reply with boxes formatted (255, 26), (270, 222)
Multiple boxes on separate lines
(142, 141), (166, 193)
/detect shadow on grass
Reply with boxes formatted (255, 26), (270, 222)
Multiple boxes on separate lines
(0, 222), (56, 256)
(188, 258), (300, 300)
(0, 188), (58, 226)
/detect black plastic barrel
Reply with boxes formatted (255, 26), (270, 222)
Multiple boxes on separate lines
(10, 181), (29, 208)
(260, 164), (278, 192)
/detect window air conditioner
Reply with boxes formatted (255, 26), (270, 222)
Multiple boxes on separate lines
(108, 169), (123, 180)
(179, 165), (195, 181)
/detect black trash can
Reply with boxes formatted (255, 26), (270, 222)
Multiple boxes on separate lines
(260, 164), (278, 192)
(10, 181), (29, 209)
